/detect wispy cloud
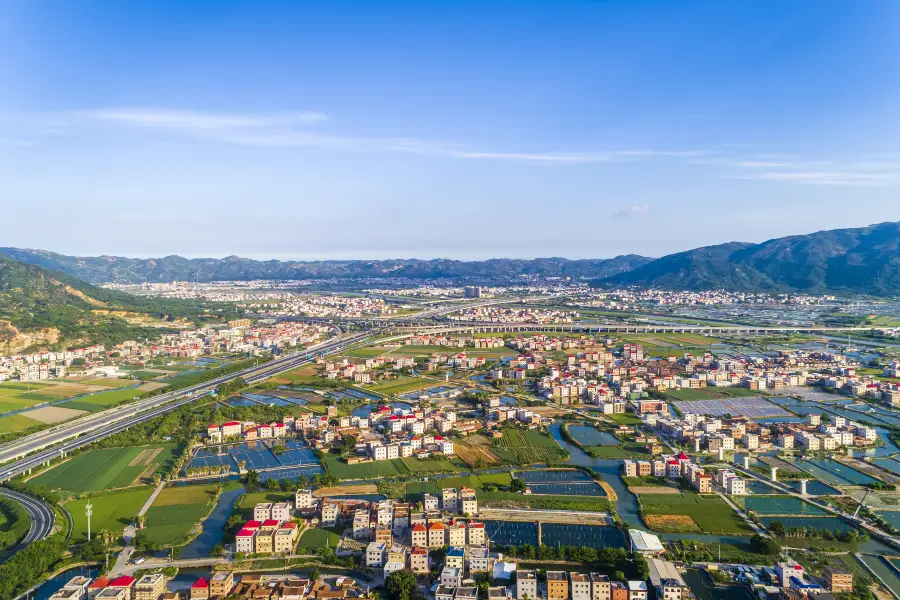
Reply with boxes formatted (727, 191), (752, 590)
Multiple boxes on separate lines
(78, 108), (329, 131)
(613, 204), (650, 218)
(714, 156), (900, 187)
(78, 106), (710, 165)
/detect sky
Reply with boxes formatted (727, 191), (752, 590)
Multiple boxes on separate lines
(1, 0), (900, 261)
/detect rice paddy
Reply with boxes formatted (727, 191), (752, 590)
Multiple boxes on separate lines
(498, 429), (569, 464)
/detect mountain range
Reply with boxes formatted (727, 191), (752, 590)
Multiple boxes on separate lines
(3, 221), (900, 299)
(0, 249), (651, 284)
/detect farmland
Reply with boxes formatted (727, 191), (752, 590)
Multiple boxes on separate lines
(62, 385), (154, 412)
(0, 413), (41, 434)
(366, 376), (433, 395)
(142, 484), (221, 547)
(498, 429), (568, 464)
(664, 388), (767, 402)
(454, 435), (512, 468)
(67, 487), (154, 543)
(639, 493), (752, 534)
(322, 455), (464, 479)
(29, 444), (180, 492)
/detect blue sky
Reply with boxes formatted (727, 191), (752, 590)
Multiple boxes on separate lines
(1, 1), (899, 260)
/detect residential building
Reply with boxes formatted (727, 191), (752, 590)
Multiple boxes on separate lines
(590, 574), (611, 600)
(366, 542), (387, 568)
(571, 573), (591, 600)
(410, 546), (430, 574)
(517, 570), (538, 600)
(824, 567), (853, 593)
(627, 581), (648, 600)
(209, 572), (234, 598)
(134, 574), (166, 600)
(547, 571), (569, 600)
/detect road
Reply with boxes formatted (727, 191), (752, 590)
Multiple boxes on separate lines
(0, 487), (56, 559)
(0, 329), (369, 483)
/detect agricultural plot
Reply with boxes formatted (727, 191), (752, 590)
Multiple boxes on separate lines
(366, 377), (432, 395)
(31, 445), (179, 492)
(67, 487), (154, 543)
(451, 435), (511, 468)
(498, 429), (568, 464)
(142, 484), (219, 547)
(62, 386), (152, 412)
(741, 496), (827, 515)
(640, 493), (752, 534)
(186, 440), (319, 475)
(0, 413), (41, 434)
(672, 397), (788, 417)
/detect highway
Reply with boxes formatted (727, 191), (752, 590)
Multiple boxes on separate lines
(0, 487), (56, 560)
(0, 329), (369, 483)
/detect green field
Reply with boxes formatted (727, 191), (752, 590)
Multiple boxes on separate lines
(366, 376), (433, 395)
(63, 387), (148, 411)
(339, 347), (387, 359)
(498, 429), (569, 464)
(0, 381), (52, 414)
(0, 413), (42, 434)
(30, 445), (180, 492)
(142, 484), (220, 547)
(603, 413), (643, 425)
(233, 491), (295, 522)
(322, 455), (464, 479)
(405, 473), (513, 500)
(298, 526), (342, 551)
(477, 490), (612, 512)
(67, 487), (154, 543)
(585, 443), (649, 459)
(663, 387), (762, 401)
(640, 493), (753, 534)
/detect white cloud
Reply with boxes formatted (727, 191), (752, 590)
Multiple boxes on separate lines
(614, 204), (650, 218)
(79, 108), (329, 131)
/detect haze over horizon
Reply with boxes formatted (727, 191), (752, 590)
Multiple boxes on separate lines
(2, 1), (900, 260)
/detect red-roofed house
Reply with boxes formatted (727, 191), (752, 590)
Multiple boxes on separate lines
(190, 578), (210, 600)
(221, 421), (242, 438)
(235, 529), (255, 553)
(411, 523), (427, 547)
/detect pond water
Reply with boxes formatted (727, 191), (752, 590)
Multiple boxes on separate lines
(482, 520), (624, 548)
(31, 566), (100, 600)
(350, 402), (414, 418)
(758, 516), (857, 532)
(743, 480), (777, 494)
(858, 554), (900, 595)
(181, 485), (246, 558)
(781, 480), (840, 496)
(742, 496), (827, 515)
(790, 458), (879, 486)
(875, 511), (900, 529)
(499, 395), (518, 406)
(567, 424), (620, 446)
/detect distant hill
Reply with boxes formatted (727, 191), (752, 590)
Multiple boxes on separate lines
(598, 221), (900, 295)
(0, 255), (222, 353)
(0, 250), (652, 284)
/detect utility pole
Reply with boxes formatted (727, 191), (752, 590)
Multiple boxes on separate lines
(85, 503), (93, 542)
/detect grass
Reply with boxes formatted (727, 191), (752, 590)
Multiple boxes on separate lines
(75, 378), (136, 387)
(497, 429), (569, 464)
(585, 443), (649, 459)
(366, 377), (432, 395)
(477, 490), (612, 512)
(142, 484), (220, 547)
(67, 487), (155, 543)
(30, 445), (180, 492)
(339, 348), (387, 359)
(0, 412), (42, 434)
(233, 491), (295, 521)
(299, 526), (342, 551)
(63, 387), (148, 411)
(639, 493), (753, 534)
(322, 455), (464, 479)
(603, 413), (643, 426)
(663, 387), (762, 401)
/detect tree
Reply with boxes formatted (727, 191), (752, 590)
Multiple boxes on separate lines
(750, 534), (781, 555)
(613, 571), (626, 582)
(509, 477), (526, 493)
(266, 478), (280, 491)
(246, 470), (260, 487)
(385, 570), (417, 600)
(310, 567), (321, 582)
(210, 544), (225, 557)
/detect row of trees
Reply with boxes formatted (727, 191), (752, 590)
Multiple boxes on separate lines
(766, 520), (868, 542)
(493, 544), (648, 580)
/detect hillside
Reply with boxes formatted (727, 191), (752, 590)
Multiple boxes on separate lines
(0, 255), (224, 353)
(0, 249), (651, 284)
(599, 222), (900, 295)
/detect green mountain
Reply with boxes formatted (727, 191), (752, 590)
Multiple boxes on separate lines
(599, 221), (900, 295)
(0, 249), (651, 284)
(0, 255), (224, 353)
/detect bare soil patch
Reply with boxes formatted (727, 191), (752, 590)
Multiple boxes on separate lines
(643, 514), (701, 532)
(26, 405), (88, 424)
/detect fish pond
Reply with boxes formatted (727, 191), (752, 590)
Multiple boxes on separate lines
(742, 496), (827, 515)
(186, 439), (320, 474)
(566, 424), (620, 446)
(351, 402), (414, 418)
(782, 480), (841, 495)
(759, 516), (857, 532)
(520, 469), (607, 496)
(789, 458), (879, 486)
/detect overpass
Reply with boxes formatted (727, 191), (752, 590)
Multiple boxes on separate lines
(391, 322), (877, 335)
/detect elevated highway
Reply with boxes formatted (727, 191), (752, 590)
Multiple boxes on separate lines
(0, 330), (369, 482)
